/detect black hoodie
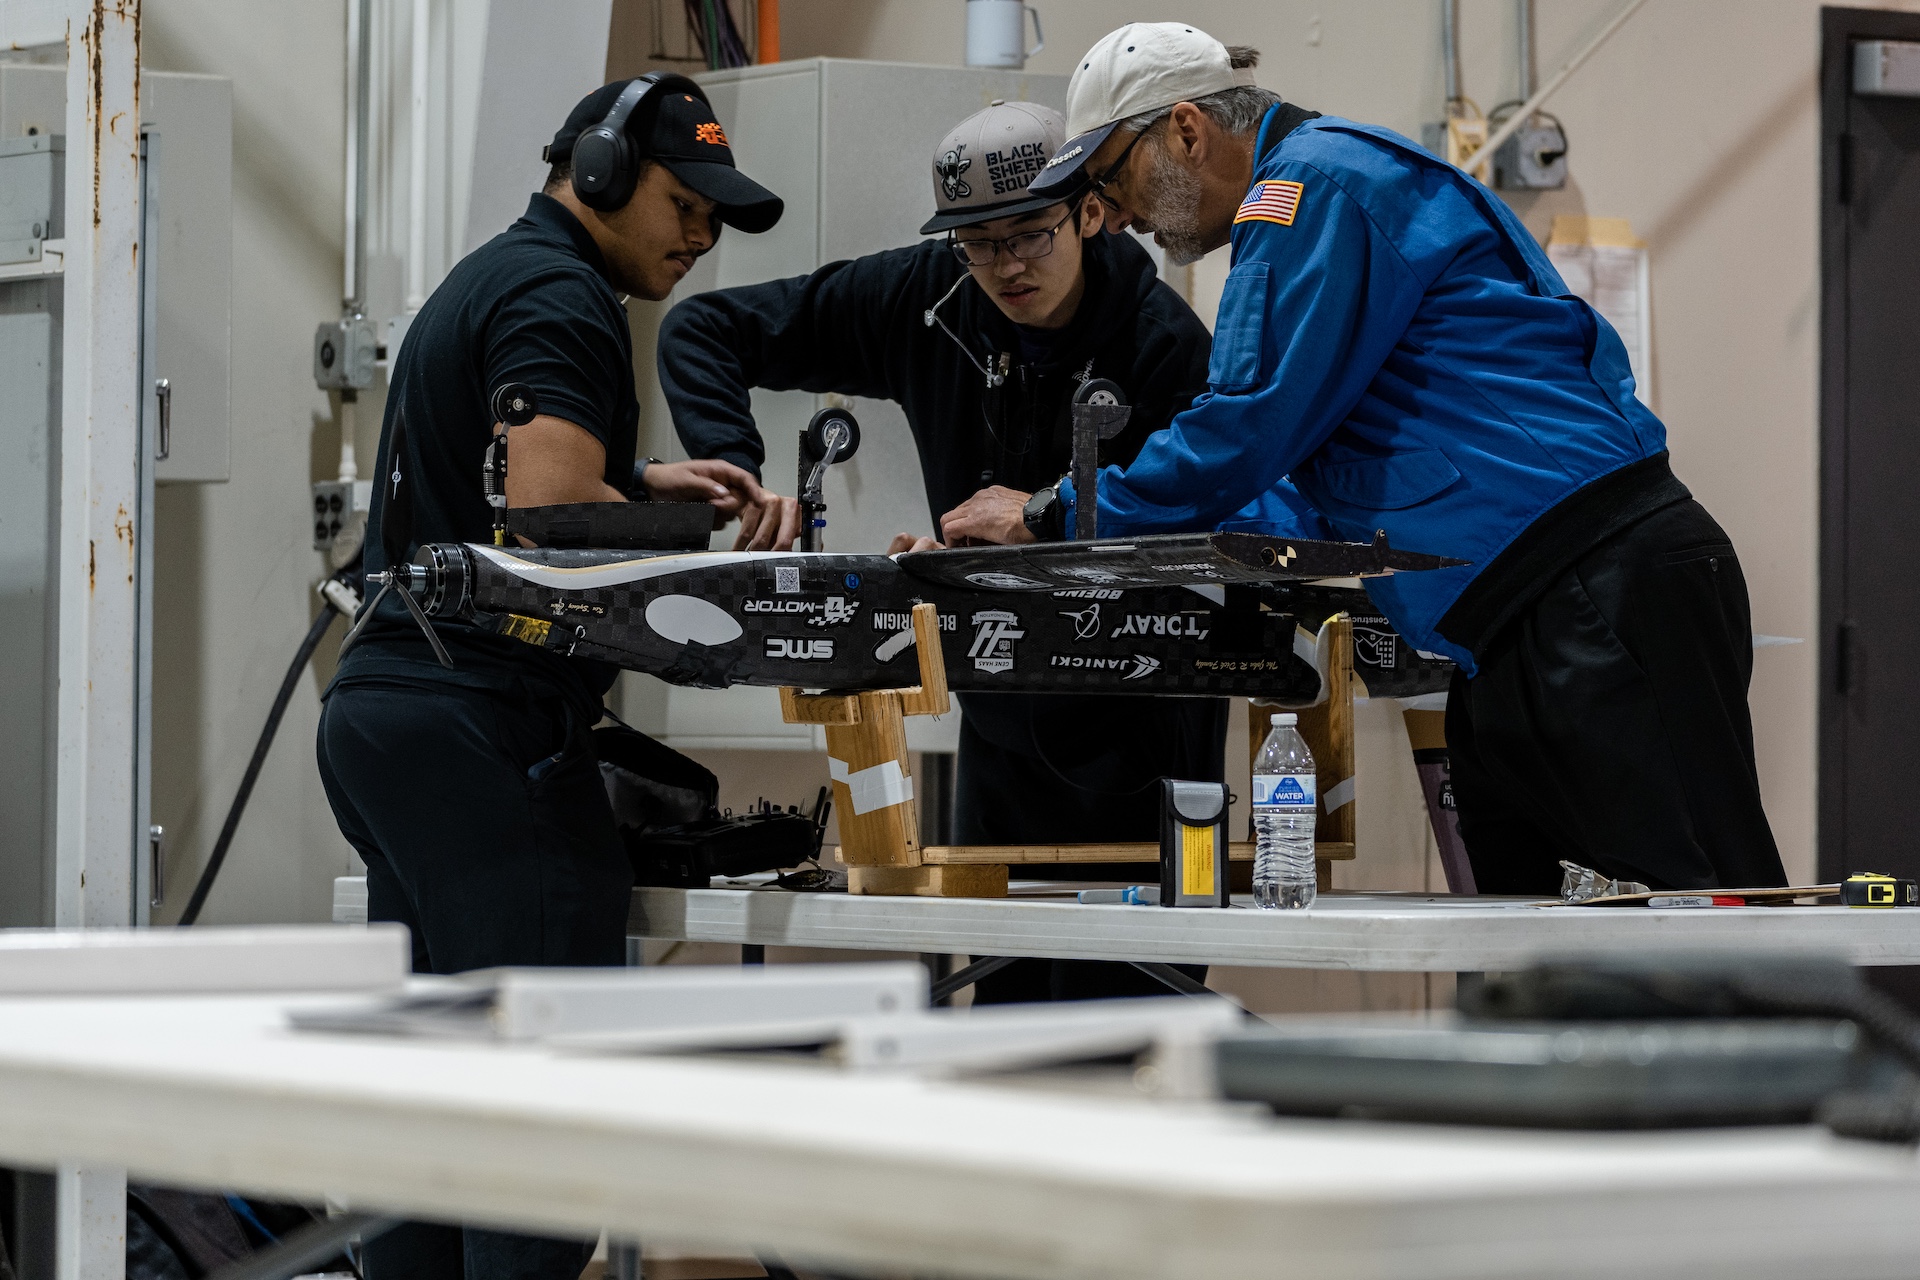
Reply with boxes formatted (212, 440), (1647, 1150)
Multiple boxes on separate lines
(658, 230), (1224, 861)
(658, 230), (1212, 524)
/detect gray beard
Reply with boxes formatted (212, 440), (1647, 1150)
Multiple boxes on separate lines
(1138, 145), (1209, 267)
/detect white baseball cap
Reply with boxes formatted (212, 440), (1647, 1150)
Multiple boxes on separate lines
(1029, 22), (1256, 200)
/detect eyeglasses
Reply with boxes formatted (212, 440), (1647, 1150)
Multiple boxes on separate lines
(1088, 120), (1158, 214)
(949, 209), (1075, 268)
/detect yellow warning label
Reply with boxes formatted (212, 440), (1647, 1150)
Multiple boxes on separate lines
(501, 614), (552, 646)
(1181, 823), (1215, 898)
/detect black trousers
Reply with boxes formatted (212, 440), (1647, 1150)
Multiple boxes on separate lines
(956, 693), (1224, 1003)
(318, 668), (631, 1280)
(1446, 499), (1785, 896)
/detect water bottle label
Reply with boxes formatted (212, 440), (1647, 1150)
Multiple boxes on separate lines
(1252, 773), (1316, 810)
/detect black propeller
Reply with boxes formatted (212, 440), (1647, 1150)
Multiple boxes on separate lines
(337, 403), (455, 669)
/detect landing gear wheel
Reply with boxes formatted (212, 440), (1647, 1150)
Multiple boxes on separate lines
(1073, 377), (1126, 408)
(804, 407), (861, 463)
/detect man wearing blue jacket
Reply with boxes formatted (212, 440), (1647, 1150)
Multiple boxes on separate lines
(979, 22), (1784, 895)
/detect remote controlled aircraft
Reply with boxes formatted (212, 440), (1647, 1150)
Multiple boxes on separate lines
(356, 503), (1463, 705)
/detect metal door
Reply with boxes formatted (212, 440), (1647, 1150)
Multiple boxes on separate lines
(1820, 9), (1920, 878)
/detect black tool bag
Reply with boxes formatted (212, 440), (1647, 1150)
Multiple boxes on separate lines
(593, 723), (820, 887)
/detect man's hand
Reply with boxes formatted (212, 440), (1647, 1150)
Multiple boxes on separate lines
(939, 486), (1036, 547)
(886, 532), (945, 555)
(733, 493), (802, 551)
(641, 458), (766, 519)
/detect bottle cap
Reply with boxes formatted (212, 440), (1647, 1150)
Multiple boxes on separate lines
(1271, 712), (1297, 727)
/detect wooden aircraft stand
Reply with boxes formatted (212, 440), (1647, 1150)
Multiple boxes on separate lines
(782, 605), (1359, 899)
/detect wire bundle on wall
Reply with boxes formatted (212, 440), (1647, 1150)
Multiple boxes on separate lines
(682, 0), (755, 69)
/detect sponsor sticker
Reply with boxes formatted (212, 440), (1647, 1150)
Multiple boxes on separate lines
(1193, 657), (1282, 673)
(1058, 602), (1102, 640)
(1109, 612), (1210, 641)
(1048, 653), (1161, 680)
(545, 600), (606, 618)
(766, 636), (834, 661)
(744, 595), (861, 627)
(872, 610), (956, 632)
(1051, 588), (1124, 601)
(966, 571), (1052, 590)
(1353, 624), (1398, 667)
(1054, 566), (1129, 585)
(969, 609), (1025, 674)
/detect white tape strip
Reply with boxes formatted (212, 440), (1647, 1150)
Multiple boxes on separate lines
(828, 757), (916, 816)
(1323, 776), (1357, 815)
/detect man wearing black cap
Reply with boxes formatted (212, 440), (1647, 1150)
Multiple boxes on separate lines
(659, 101), (1224, 1003)
(317, 77), (782, 1280)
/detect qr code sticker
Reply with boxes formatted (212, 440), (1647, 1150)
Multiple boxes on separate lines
(774, 565), (801, 594)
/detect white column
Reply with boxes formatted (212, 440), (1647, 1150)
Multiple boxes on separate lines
(56, 1165), (126, 1280)
(53, 0), (143, 927)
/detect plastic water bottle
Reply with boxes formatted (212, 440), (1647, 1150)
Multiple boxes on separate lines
(1252, 712), (1317, 909)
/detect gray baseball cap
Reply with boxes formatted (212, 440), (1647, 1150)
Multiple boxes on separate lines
(920, 100), (1078, 234)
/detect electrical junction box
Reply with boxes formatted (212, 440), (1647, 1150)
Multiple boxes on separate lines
(0, 134), (61, 265)
(313, 315), (378, 391)
(1855, 39), (1920, 97)
(312, 479), (374, 553)
(1494, 121), (1568, 190)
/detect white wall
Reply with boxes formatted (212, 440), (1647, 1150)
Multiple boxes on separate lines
(145, 0), (356, 924)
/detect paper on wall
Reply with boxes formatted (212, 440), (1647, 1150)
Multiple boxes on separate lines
(1545, 215), (1653, 407)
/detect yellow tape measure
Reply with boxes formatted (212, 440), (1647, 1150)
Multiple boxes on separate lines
(1841, 872), (1919, 908)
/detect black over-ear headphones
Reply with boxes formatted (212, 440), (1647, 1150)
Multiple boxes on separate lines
(569, 72), (709, 212)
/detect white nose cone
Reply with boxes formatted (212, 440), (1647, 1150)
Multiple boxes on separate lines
(645, 594), (743, 646)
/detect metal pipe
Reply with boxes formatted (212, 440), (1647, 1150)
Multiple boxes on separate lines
(406, 0), (430, 312)
(1441, 0), (1460, 105)
(1516, 0), (1535, 101)
(1459, 0), (1650, 176)
(758, 0), (780, 63)
(343, 0), (370, 312)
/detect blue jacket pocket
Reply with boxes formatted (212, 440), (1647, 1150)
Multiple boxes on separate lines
(1312, 448), (1462, 510)
(1208, 262), (1270, 393)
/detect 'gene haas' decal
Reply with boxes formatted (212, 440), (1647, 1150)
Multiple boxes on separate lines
(394, 531), (1463, 703)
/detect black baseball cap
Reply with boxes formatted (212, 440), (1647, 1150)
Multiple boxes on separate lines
(546, 79), (784, 234)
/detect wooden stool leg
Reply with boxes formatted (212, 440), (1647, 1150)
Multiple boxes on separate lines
(1295, 616), (1354, 885)
(823, 691), (920, 868)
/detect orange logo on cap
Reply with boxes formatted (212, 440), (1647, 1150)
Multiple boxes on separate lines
(695, 121), (728, 147)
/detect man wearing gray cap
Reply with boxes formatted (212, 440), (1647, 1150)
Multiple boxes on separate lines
(1008, 23), (1782, 899)
(660, 100), (1221, 1001)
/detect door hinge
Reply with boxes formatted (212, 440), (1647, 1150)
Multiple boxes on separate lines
(1838, 132), (1855, 205)
(1836, 619), (1856, 694)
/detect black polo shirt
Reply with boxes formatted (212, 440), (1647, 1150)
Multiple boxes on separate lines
(352, 192), (640, 706)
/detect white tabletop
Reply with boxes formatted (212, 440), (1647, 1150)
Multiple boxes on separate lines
(623, 885), (1920, 971)
(2, 987), (1918, 1280)
(333, 878), (1920, 971)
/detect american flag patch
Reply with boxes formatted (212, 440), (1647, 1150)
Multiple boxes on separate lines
(1234, 180), (1304, 227)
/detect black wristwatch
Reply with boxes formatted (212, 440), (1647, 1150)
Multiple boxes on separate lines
(629, 457), (665, 500)
(1022, 483), (1066, 541)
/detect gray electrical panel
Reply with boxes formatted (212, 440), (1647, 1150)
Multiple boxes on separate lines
(0, 64), (232, 482)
